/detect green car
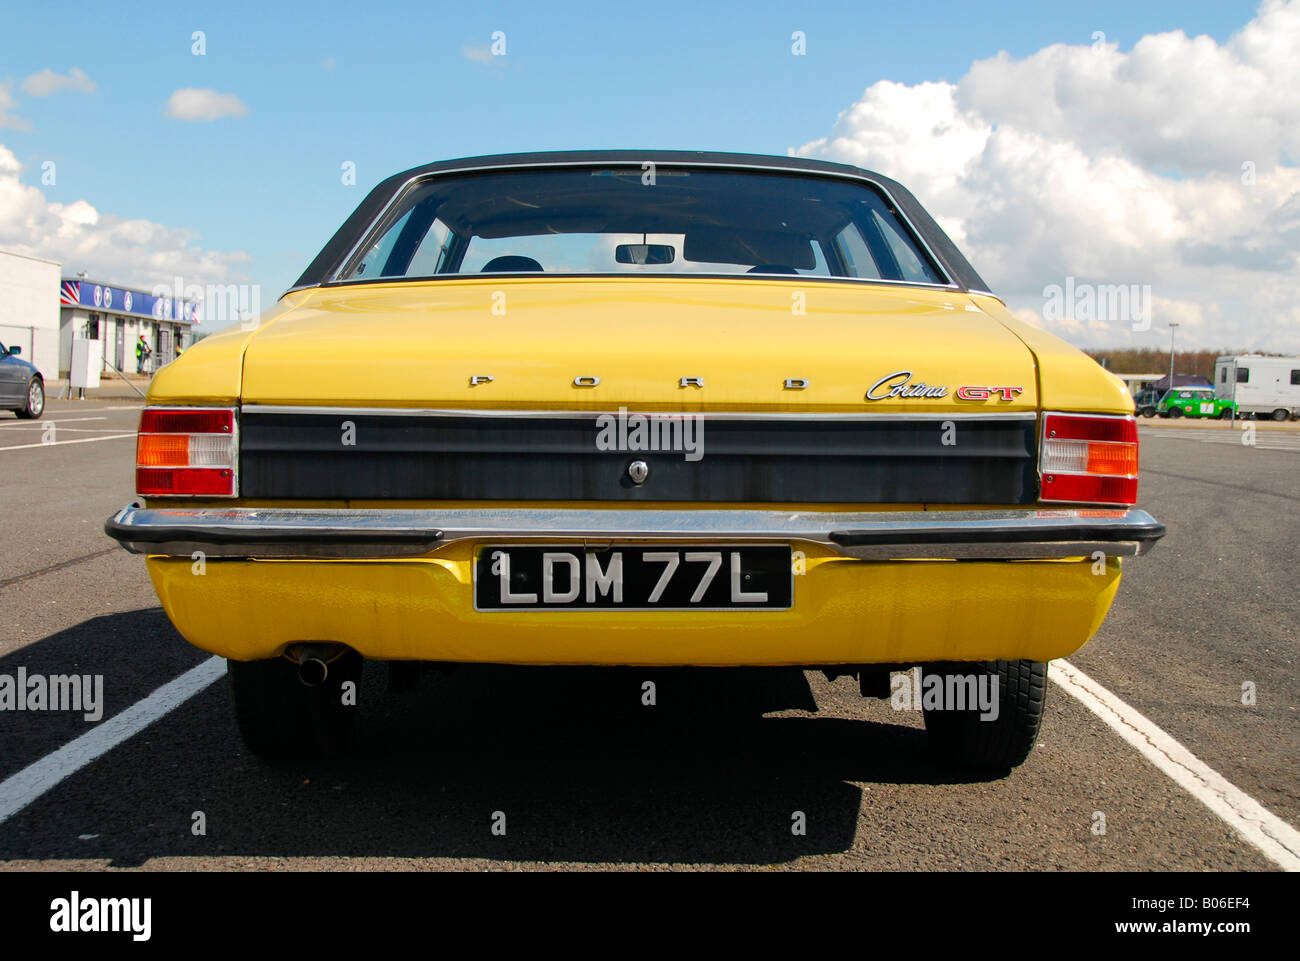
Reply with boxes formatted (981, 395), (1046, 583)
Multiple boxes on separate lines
(1157, 386), (1237, 419)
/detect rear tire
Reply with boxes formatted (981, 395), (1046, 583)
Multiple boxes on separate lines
(227, 649), (361, 759)
(15, 377), (43, 419)
(922, 660), (1048, 771)
(1138, 406), (1156, 418)
(1272, 408), (1290, 422)
(1219, 408), (1234, 420)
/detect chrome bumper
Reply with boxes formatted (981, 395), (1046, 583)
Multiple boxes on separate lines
(105, 504), (1165, 561)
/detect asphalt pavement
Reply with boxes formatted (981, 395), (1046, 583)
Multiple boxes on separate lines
(0, 404), (1294, 870)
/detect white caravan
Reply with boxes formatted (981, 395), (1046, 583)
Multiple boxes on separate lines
(1214, 355), (1300, 421)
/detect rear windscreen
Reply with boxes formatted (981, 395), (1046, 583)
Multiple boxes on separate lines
(337, 168), (946, 285)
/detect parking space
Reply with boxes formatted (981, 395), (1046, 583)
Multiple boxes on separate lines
(0, 403), (1295, 870)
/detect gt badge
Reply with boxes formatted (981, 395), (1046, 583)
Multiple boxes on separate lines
(956, 386), (1024, 401)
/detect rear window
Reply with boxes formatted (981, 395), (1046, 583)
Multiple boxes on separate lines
(339, 168), (945, 285)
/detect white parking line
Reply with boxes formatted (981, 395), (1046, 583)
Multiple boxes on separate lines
(0, 645), (1293, 867)
(1052, 658), (1300, 872)
(35, 404), (141, 412)
(0, 427), (138, 434)
(1141, 427), (1300, 450)
(0, 433), (134, 451)
(0, 657), (224, 826)
(0, 416), (107, 429)
(1150, 433), (1300, 453)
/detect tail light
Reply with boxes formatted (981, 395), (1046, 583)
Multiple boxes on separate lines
(1039, 412), (1138, 506)
(136, 407), (237, 497)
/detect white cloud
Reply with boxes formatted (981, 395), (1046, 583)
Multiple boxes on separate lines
(164, 88), (249, 122)
(0, 143), (251, 289)
(320, 57), (336, 72)
(794, 0), (1300, 352)
(22, 67), (96, 97)
(0, 83), (31, 131)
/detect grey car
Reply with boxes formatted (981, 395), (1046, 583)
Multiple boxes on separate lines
(0, 340), (44, 419)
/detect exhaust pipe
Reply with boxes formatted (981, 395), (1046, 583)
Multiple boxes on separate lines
(289, 644), (338, 686)
(298, 656), (328, 686)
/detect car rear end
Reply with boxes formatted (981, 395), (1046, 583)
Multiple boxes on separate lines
(104, 153), (1164, 766)
(108, 278), (1161, 669)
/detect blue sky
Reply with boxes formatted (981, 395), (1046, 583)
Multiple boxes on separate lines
(0, 0), (1286, 348)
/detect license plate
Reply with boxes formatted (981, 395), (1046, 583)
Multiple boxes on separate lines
(474, 545), (793, 611)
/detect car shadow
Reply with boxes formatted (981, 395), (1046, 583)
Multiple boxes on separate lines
(0, 608), (999, 867)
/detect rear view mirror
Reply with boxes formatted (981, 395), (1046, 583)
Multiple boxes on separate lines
(615, 244), (675, 265)
(6, 346), (19, 356)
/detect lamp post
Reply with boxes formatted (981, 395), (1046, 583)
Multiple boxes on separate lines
(1167, 322), (1180, 391)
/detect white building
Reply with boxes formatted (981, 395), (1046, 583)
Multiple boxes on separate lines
(1112, 372), (1165, 397)
(0, 249), (61, 378)
(59, 277), (199, 376)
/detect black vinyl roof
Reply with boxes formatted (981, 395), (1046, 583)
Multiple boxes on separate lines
(291, 150), (991, 294)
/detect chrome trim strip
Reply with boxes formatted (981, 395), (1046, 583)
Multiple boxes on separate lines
(1042, 469), (1138, 478)
(1043, 411), (1138, 422)
(302, 272), (962, 296)
(324, 159), (957, 291)
(105, 505), (1165, 561)
(239, 404), (1039, 422)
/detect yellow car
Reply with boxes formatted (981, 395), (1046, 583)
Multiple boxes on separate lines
(106, 151), (1164, 769)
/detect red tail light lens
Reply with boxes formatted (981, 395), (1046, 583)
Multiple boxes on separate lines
(1039, 413), (1138, 506)
(136, 407), (237, 497)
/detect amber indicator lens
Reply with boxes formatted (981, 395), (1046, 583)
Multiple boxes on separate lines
(136, 407), (237, 497)
(1039, 413), (1139, 506)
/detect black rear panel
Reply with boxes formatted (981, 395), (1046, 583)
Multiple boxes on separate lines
(238, 409), (1038, 504)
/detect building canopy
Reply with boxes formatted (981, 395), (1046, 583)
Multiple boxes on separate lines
(1149, 374), (1213, 392)
(60, 279), (198, 325)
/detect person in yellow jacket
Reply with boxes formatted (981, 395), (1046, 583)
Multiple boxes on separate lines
(135, 335), (151, 374)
